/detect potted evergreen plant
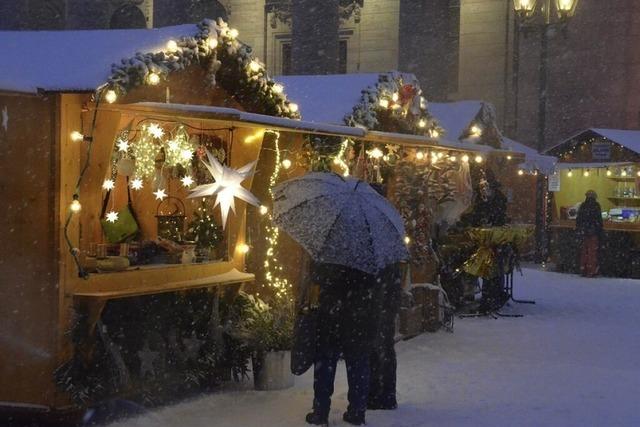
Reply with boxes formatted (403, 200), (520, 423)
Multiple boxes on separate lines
(232, 293), (294, 390)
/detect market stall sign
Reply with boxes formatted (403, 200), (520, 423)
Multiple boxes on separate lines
(591, 142), (611, 161)
(548, 173), (561, 192)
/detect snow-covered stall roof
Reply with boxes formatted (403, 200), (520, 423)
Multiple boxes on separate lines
(125, 102), (365, 137)
(429, 101), (487, 141)
(502, 137), (557, 175)
(546, 128), (640, 156)
(274, 74), (381, 124)
(0, 25), (199, 94)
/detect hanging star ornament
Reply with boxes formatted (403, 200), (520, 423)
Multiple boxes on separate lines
(117, 138), (129, 152)
(154, 188), (167, 200)
(105, 211), (119, 223)
(188, 149), (259, 229)
(130, 178), (144, 190)
(181, 175), (194, 187)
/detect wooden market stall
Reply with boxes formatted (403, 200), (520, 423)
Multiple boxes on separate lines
(545, 128), (640, 277)
(277, 73), (535, 320)
(0, 20), (367, 418)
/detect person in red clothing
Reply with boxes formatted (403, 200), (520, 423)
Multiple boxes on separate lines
(576, 190), (603, 277)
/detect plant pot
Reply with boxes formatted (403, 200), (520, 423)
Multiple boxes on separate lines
(252, 350), (294, 391)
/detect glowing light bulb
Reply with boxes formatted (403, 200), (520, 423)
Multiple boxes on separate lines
(567, 170), (573, 177)
(272, 83), (284, 94)
(430, 129), (440, 138)
(583, 170), (590, 177)
(462, 154), (470, 163)
(249, 60), (261, 73)
(449, 155), (457, 162)
(392, 92), (399, 102)
(167, 40), (178, 52)
(104, 90), (117, 104)
(237, 243), (250, 254)
(228, 28), (239, 39)
(289, 103), (299, 113)
(606, 169), (612, 176)
(437, 152), (444, 159)
(208, 37), (218, 49)
(404, 236), (411, 245)
(507, 155), (513, 160)
(367, 147), (384, 159)
(379, 99), (389, 109)
(70, 198), (81, 213)
(259, 205), (268, 215)
(418, 119), (427, 128)
(70, 131), (84, 142)
(282, 159), (292, 169)
(518, 169), (524, 176)
(622, 170), (628, 177)
(147, 72), (160, 85)
(474, 155), (483, 163)
(470, 125), (482, 136)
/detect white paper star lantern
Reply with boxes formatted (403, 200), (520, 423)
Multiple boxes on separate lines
(105, 211), (119, 223)
(147, 123), (164, 139)
(154, 188), (167, 200)
(188, 149), (259, 228)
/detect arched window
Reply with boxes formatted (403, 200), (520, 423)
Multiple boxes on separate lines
(110, 4), (147, 29)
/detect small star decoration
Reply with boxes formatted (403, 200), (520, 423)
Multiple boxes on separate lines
(105, 211), (119, 223)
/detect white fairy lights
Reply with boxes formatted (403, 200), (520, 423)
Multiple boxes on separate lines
(263, 130), (291, 300)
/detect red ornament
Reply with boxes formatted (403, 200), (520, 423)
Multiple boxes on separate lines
(399, 84), (418, 105)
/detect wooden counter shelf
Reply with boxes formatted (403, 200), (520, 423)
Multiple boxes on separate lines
(550, 219), (640, 233)
(68, 263), (254, 300)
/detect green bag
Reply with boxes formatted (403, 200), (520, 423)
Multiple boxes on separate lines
(101, 179), (140, 244)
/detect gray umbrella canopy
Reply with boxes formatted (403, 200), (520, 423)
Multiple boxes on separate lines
(273, 172), (409, 275)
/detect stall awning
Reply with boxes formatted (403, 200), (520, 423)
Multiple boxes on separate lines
(113, 103), (529, 157)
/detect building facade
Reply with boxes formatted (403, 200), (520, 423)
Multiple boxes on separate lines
(3, 0), (638, 150)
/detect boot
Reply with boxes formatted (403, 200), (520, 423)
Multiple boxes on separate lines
(305, 411), (328, 426)
(343, 410), (366, 425)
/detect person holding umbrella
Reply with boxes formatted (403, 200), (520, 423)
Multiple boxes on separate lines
(273, 173), (409, 426)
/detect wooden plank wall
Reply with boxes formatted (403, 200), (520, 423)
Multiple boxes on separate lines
(0, 93), (59, 407)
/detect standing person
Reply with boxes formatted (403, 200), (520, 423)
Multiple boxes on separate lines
(305, 263), (377, 426)
(368, 262), (403, 410)
(576, 190), (603, 277)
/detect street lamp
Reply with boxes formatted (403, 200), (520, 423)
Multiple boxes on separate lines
(513, 0), (579, 262)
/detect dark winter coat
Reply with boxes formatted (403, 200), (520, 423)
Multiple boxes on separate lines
(576, 198), (603, 237)
(311, 263), (378, 356)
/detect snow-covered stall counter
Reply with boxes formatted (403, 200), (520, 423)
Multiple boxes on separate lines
(0, 20), (363, 417)
(545, 129), (640, 277)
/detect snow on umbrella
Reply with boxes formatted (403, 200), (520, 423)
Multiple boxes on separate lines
(273, 172), (409, 275)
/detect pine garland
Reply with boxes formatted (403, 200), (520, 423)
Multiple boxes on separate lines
(103, 18), (299, 119)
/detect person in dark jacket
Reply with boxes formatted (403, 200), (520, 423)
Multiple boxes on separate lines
(305, 263), (377, 426)
(576, 190), (603, 277)
(368, 262), (403, 410)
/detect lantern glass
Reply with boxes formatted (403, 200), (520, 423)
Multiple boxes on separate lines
(514, 0), (537, 17)
(556, 0), (578, 18)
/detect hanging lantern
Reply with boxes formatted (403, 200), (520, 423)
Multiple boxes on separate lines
(513, 0), (537, 19)
(555, 0), (579, 20)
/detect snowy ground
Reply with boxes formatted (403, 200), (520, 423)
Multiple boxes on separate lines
(109, 268), (640, 427)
